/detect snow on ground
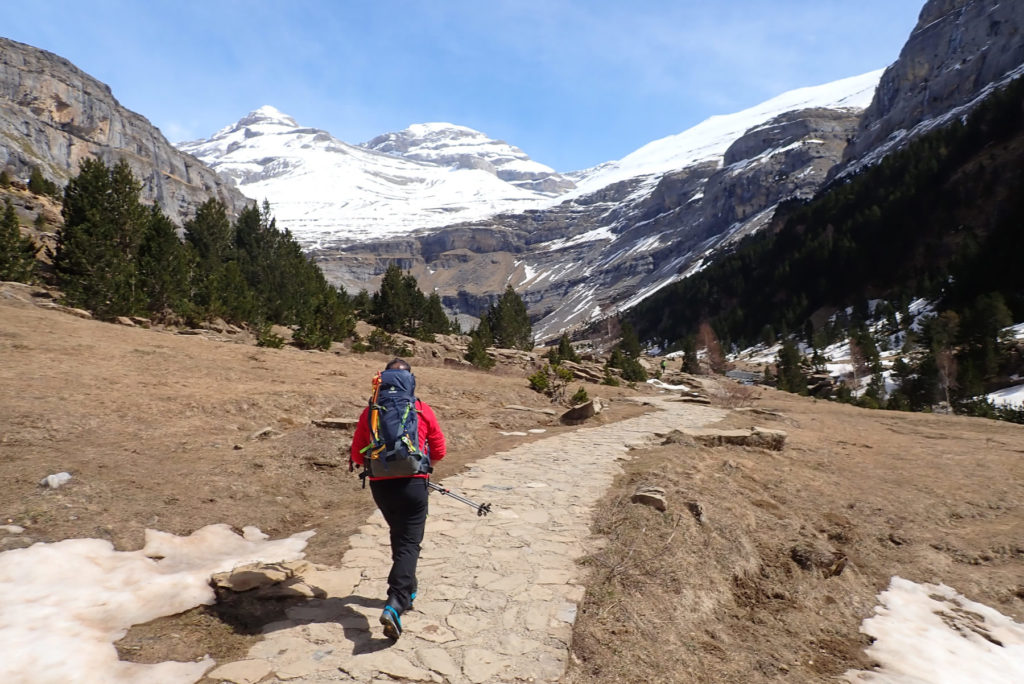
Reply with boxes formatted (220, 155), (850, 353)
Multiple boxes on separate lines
(0, 524), (313, 684)
(646, 378), (694, 392)
(845, 577), (1024, 684)
(987, 383), (1024, 409)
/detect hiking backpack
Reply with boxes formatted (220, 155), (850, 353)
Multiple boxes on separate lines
(360, 369), (430, 478)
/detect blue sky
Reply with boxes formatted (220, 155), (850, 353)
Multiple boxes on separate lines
(1, 1), (924, 172)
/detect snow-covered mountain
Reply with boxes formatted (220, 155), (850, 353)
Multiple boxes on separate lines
(362, 123), (574, 194)
(177, 108), (565, 246)
(303, 71), (883, 339)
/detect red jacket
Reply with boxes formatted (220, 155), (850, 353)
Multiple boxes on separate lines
(350, 399), (446, 480)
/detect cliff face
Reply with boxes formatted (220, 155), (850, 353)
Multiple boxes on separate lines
(841, 0), (1024, 167)
(0, 37), (248, 224)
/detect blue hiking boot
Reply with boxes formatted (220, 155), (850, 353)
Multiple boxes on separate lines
(380, 605), (402, 640)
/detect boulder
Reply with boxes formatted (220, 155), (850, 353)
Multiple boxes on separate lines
(250, 427), (282, 441)
(559, 398), (603, 425)
(631, 486), (668, 512)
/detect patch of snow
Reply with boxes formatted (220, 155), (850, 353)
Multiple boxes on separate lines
(0, 524), (313, 684)
(647, 379), (693, 391)
(844, 576), (1024, 684)
(987, 383), (1024, 409)
(1005, 322), (1024, 341)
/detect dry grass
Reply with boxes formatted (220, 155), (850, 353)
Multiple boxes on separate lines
(568, 384), (1024, 683)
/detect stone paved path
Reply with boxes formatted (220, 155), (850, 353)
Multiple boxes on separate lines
(207, 397), (726, 684)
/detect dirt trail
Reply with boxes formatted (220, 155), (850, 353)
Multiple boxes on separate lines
(204, 397), (726, 683)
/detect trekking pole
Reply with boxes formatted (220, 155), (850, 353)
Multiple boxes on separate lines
(427, 481), (492, 517)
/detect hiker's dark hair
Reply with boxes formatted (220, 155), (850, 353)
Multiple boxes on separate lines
(386, 358), (411, 371)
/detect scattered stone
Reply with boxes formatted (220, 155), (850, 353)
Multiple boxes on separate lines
(1, 536), (34, 551)
(686, 500), (706, 524)
(115, 316), (135, 327)
(250, 426), (282, 441)
(790, 545), (847, 577)
(212, 562), (295, 592)
(0, 525), (25, 534)
(177, 328), (203, 335)
(888, 531), (909, 546)
(311, 417), (359, 429)
(39, 472), (71, 489)
(129, 316), (151, 328)
(631, 486), (668, 512)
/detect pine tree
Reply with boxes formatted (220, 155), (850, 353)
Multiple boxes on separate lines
(353, 289), (372, 319)
(53, 158), (148, 317)
(465, 330), (495, 369)
(619, 321), (642, 359)
(681, 336), (700, 374)
(421, 292), (453, 339)
(28, 167), (59, 197)
(138, 205), (191, 316)
(557, 332), (580, 363)
(776, 339), (807, 394)
(487, 285), (532, 351)
(0, 200), (38, 282)
(372, 264), (413, 333)
(185, 199), (234, 266)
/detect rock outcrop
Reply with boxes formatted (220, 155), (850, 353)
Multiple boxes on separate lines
(0, 37), (249, 225)
(840, 0), (1024, 170)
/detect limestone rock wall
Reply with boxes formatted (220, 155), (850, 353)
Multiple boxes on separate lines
(842, 0), (1024, 165)
(0, 37), (249, 225)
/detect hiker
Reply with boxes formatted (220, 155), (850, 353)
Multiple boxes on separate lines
(350, 358), (446, 640)
(660, 358), (667, 373)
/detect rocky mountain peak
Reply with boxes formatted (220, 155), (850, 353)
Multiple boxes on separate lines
(234, 105), (300, 130)
(362, 122), (575, 194)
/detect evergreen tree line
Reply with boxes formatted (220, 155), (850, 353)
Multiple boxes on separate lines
(46, 158), (354, 348)
(7, 157), (540, 363)
(625, 75), (1024, 420)
(358, 263), (457, 342)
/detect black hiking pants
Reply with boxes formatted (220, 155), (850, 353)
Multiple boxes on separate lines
(369, 476), (429, 613)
